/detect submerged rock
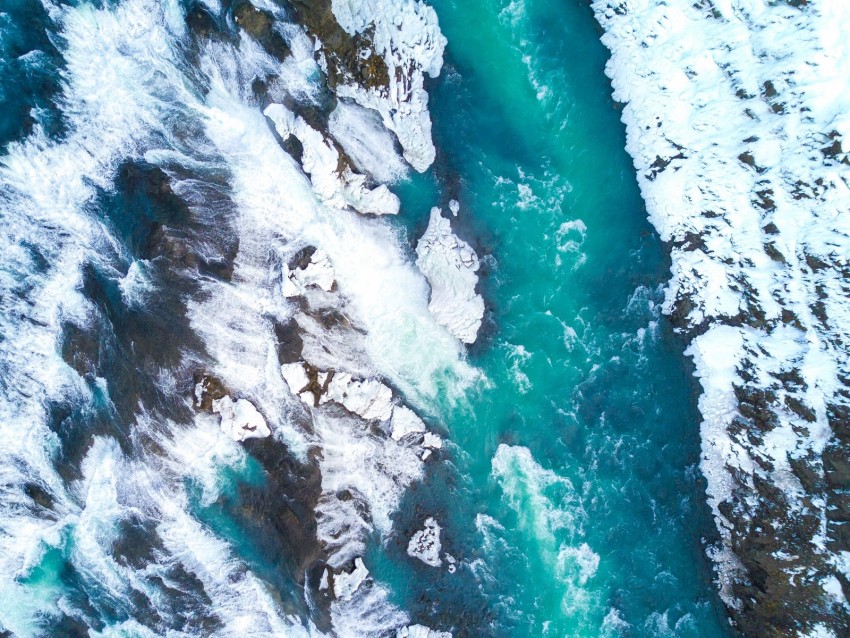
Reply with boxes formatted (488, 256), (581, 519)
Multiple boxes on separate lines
(407, 517), (442, 567)
(211, 396), (270, 442)
(416, 207), (484, 344)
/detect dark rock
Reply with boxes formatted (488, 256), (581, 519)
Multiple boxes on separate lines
(192, 373), (228, 412)
(233, 2), (291, 61)
(274, 320), (305, 364)
(763, 242), (785, 263)
(762, 80), (778, 99)
(784, 395), (816, 422)
(823, 445), (850, 489)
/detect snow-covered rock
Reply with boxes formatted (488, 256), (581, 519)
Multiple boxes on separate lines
(329, 0), (446, 171)
(397, 626), (451, 638)
(281, 361), (394, 421)
(264, 103), (400, 216)
(281, 361), (311, 395)
(211, 396), (270, 442)
(390, 405), (427, 440)
(329, 100), (408, 184)
(416, 207), (484, 344)
(422, 432), (442, 450)
(593, 0), (850, 633)
(407, 517), (442, 567)
(319, 568), (330, 591)
(283, 248), (335, 297)
(322, 372), (393, 421)
(333, 557), (369, 599)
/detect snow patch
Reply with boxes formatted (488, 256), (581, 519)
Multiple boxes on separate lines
(212, 396), (271, 442)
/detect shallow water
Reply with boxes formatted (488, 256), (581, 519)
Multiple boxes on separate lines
(0, 0), (732, 636)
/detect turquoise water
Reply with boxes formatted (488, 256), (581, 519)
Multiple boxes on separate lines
(388, 0), (732, 635)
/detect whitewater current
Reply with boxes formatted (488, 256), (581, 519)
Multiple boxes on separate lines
(2, 0), (846, 637)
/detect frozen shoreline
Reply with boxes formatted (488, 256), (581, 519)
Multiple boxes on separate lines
(593, 0), (850, 634)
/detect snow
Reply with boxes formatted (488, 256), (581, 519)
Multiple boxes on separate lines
(211, 396), (271, 442)
(264, 103), (401, 216)
(391, 405), (427, 441)
(407, 517), (442, 567)
(416, 207), (484, 344)
(333, 557), (370, 600)
(593, 0), (850, 622)
(397, 626), (452, 638)
(329, 0), (447, 171)
(322, 372), (394, 421)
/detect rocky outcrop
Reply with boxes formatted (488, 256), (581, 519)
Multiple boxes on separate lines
(265, 103), (400, 215)
(593, 0), (850, 634)
(212, 395), (270, 442)
(289, 0), (446, 172)
(397, 625), (452, 638)
(328, 0), (446, 172)
(407, 517), (442, 567)
(416, 206), (484, 344)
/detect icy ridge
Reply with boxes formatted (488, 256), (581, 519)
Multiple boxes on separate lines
(330, 0), (447, 171)
(593, 0), (850, 634)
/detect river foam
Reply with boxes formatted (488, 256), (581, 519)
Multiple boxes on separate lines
(0, 0), (471, 635)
